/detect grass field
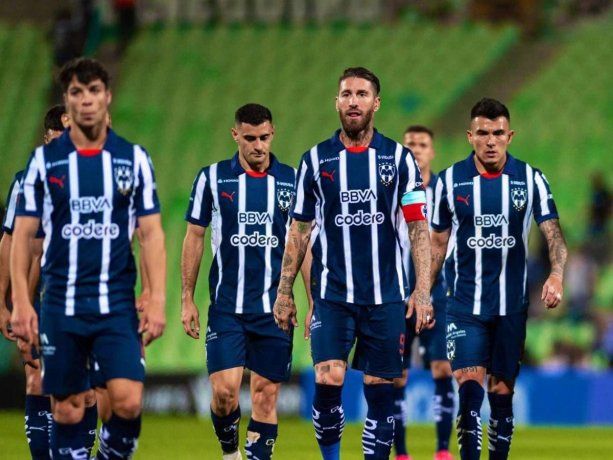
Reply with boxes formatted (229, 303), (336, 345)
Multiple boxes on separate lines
(1, 412), (612, 459)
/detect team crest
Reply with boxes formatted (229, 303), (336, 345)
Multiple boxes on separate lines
(446, 339), (456, 361)
(378, 162), (396, 186)
(511, 188), (527, 211)
(114, 166), (133, 195)
(277, 188), (294, 212)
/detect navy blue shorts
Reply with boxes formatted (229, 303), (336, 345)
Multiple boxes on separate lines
(310, 299), (405, 379)
(404, 297), (448, 369)
(205, 306), (293, 383)
(39, 307), (144, 396)
(445, 309), (527, 382)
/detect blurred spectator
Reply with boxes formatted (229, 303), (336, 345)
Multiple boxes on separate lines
(589, 172), (610, 235)
(114, 0), (138, 55)
(52, 8), (78, 67)
(566, 244), (598, 321)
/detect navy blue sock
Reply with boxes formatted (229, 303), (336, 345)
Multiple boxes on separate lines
(210, 406), (241, 454)
(245, 418), (278, 460)
(50, 420), (90, 459)
(312, 383), (344, 460)
(392, 385), (408, 456)
(488, 393), (514, 460)
(78, 404), (98, 454)
(96, 413), (141, 459)
(24, 395), (51, 460)
(434, 377), (454, 452)
(362, 383), (395, 460)
(457, 380), (484, 460)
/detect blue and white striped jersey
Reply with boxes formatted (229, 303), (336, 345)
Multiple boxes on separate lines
(431, 152), (558, 316)
(186, 153), (296, 315)
(3, 171), (45, 238)
(16, 129), (160, 316)
(398, 172), (447, 305)
(291, 129), (424, 306)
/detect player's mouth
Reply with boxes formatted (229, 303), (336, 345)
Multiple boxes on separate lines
(346, 110), (362, 119)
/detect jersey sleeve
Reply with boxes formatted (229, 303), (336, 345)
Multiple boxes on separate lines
(15, 150), (45, 220)
(2, 175), (21, 234)
(532, 168), (559, 224)
(398, 147), (427, 222)
(133, 145), (161, 217)
(185, 167), (213, 227)
(431, 172), (452, 231)
(290, 152), (317, 222)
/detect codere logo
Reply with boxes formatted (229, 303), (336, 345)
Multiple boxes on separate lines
(230, 231), (279, 248)
(61, 220), (120, 240)
(467, 234), (516, 249)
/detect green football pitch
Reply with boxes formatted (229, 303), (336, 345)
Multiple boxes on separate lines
(1, 412), (612, 459)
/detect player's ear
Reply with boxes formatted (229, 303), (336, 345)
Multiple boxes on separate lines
(373, 96), (381, 112)
(466, 130), (473, 145)
(507, 129), (515, 144)
(231, 127), (239, 142)
(106, 89), (112, 106)
(335, 96), (340, 112)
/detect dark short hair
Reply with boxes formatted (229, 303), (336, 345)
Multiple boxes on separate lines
(470, 97), (510, 121)
(234, 103), (273, 125)
(404, 124), (434, 139)
(44, 105), (66, 132)
(58, 57), (110, 93)
(338, 67), (381, 95)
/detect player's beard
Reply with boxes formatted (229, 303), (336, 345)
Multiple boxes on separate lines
(339, 107), (374, 140)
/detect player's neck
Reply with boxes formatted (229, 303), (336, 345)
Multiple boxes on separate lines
(340, 126), (373, 148)
(70, 123), (107, 150)
(473, 153), (506, 175)
(239, 152), (270, 173)
(421, 167), (431, 186)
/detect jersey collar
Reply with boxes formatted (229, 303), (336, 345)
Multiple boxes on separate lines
(57, 128), (120, 154)
(231, 152), (281, 177)
(466, 151), (517, 177)
(331, 128), (383, 152)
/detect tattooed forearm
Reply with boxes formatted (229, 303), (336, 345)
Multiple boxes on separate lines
(408, 220), (431, 297)
(277, 220), (313, 296)
(430, 229), (450, 288)
(539, 219), (568, 278)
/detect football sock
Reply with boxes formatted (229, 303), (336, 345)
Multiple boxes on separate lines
(392, 385), (408, 456)
(96, 413), (141, 459)
(312, 383), (344, 460)
(488, 392), (514, 460)
(245, 418), (278, 460)
(211, 405), (241, 454)
(362, 383), (395, 460)
(80, 403), (99, 454)
(50, 420), (90, 459)
(24, 395), (51, 460)
(434, 377), (454, 452)
(456, 380), (484, 460)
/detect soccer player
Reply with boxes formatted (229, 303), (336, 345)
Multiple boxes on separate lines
(393, 126), (454, 460)
(430, 98), (567, 460)
(273, 67), (433, 460)
(0, 104), (100, 459)
(10, 57), (166, 459)
(181, 103), (308, 460)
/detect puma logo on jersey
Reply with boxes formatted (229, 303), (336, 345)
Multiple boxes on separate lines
(49, 175), (66, 188)
(456, 194), (470, 206)
(220, 191), (235, 202)
(321, 169), (335, 182)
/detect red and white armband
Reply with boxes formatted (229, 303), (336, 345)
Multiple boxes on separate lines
(401, 190), (427, 222)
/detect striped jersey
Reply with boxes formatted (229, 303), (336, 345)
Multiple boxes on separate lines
(3, 171), (45, 238)
(16, 129), (160, 316)
(185, 153), (296, 315)
(431, 152), (558, 316)
(291, 129), (424, 306)
(398, 171), (447, 305)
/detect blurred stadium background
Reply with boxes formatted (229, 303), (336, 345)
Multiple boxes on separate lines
(0, 0), (611, 458)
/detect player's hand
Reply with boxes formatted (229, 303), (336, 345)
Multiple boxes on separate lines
(10, 301), (38, 346)
(273, 293), (298, 334)
(181, 299), (200, 340)
(0, 304), (16, 341)
(17, 338), (38, 369)
(136, 289), (150, 313)
(542, 273), (563, 309)
(139, 295), (166, 346)
(304, 302), (314, 340)
(407, 289), (434, 334)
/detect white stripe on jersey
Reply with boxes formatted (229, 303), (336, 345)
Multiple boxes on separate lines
(499, 174), (510, 316)
(134, 146), (155, 211)
(99, 151), (113, 314)
(66, 151), (80, 316)
(4, 177), (20, 231)
(41, 159), (53, 268)
(432, 176), (444, 227)
(523, 164), (534, 299)
(24, 147), (45, 212)
(392, 143), (406, 299)
(209, 164), (224, 302)
(309, 147), (329, 298)
(368, 148), (382, 304)
(534, 171), (550, 216)
(404, 149), (418, 193)
(190, 170), (207, 220)
(339, 150), (354, 303)
(472, 176), (482, 315)
(293, 161), (309, 215)
(445, 167), (459, 294)
(262, 175), (275, 313)
(235, 174), (247, 313)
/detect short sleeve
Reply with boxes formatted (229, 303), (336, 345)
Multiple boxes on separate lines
(15, 149), (45, 219)
(2, 174), (21, 234)
(431, 171), (452, 231)
(532, 168), (559, 224)
(133, 145), (161, 217)
(185, 167), (213, 227)
(398, 147), (427, 222)
(290, 152), (316, 222)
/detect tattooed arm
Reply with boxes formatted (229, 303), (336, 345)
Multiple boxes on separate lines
(430, 229), (450, 289)
(273, 219), (313, 333)
(538, 218), (568, 309)
(407, 219), (433, 333)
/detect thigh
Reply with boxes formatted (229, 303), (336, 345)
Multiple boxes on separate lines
(206, 307), (247, 375)
(310, 299), (356, 365)
(446, 310), (491, 372)
(353, 302), (405, 379)
(92, 309), (144, 384)
(490, 312), (528, 382)
(245, 314), (293, 383)
(39, 311), (89, 397)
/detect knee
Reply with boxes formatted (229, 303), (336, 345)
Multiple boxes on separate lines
(53, 397), (85, 424)
(84, 389), (97, 408)
(211, 383), (239, 416)
(453, 367), (485, 386)
(314, 361), (345, 386)
(252, 383), (279, 419)
(431, 360), (452, 379)
(111, 392), (142, 419)
(25, 367), (43, 395)
(488, 376), (514, 395)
